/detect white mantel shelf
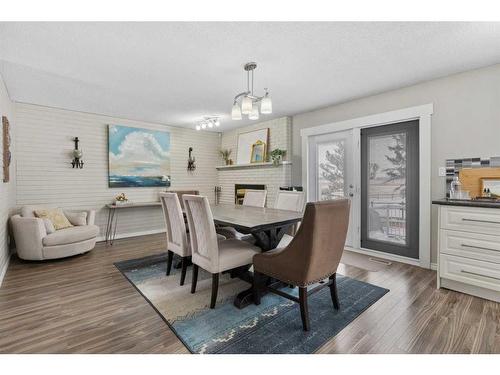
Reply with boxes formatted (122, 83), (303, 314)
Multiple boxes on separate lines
(216, 161), (292, 170)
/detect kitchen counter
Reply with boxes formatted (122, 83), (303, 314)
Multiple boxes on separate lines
(433, 198), (500, 209)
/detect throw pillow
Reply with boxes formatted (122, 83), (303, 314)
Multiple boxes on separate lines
(34, 208), (73, 230)
(42, 218), (56, 234)
(65, 211), (88, 226)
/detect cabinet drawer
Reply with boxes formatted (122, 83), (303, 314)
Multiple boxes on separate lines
(440, 206), (500, 235)
(440, 254), (500, 291)
(440, 229), (500, 263)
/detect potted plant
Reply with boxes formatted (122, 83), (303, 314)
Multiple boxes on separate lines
(269, 148), (286, 166)
(220, 149), (232, 165)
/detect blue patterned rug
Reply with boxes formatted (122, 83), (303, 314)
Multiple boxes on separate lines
(115, 253), (389, 354)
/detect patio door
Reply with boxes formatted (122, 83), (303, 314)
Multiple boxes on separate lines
(360, 121), (419, 259)
(307, 130), (358, 247)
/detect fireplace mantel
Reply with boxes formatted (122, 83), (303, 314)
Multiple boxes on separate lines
(216, 161), (292, 170)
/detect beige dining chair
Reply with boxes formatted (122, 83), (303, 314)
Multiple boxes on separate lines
(274, 190), (305, 248)
(217, 189), (267, 241)
(253, 199), (350, 331)
(183, 194), (261, 309)
(242, 189), (267, 207)
(159, 192), (191, 285)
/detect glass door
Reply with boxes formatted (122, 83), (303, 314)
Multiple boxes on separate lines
(360, 121), (419, 258)
(308, 130), (357, 247)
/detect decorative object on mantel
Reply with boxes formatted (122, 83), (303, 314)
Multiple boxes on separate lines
(231, 62), (272, 121)
(269, 148), (286, 166)
(108, 124), (171, 187)
(187, 147), (196, 171)
(70, 137), (84, 169)
(219, 149), (232, 165)
(236, 128), (268, 164)
(195, 116), (220, 131)
(2, 116), (11, 182)
(114, 193), (129, 206)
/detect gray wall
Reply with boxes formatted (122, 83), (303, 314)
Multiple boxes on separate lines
(292, 63), (500, 264)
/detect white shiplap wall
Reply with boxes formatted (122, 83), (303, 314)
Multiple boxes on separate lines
(0, 75), (16, 286)
(15, 104), (221, 240)
(218, 116), (292, 207)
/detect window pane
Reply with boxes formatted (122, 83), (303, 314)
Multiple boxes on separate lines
(367, 133), (407, 245)
(317, 140), (346, 200)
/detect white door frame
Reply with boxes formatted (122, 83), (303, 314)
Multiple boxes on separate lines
(301, 104), (433, 269)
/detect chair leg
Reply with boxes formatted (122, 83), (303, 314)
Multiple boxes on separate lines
(253, 271), (262, 305)
(329, 273), (340, 310)
(166, 250), (173, 276)
(299, 287), (310, 331)
(210, 273), (219, 309)
(180, 257), (188, 286)
(191, 264), (199, 294)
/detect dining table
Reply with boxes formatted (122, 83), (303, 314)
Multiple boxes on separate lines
(210, 203), (303, 308)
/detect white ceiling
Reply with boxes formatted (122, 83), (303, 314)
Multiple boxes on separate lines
(1, 22), (500, 131)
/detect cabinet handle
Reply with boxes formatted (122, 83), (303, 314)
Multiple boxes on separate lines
(461, 270), (500, 281)
(461, 244), (499, 252)
(462, 218), (500, 225)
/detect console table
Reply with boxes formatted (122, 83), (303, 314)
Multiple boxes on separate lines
(105, 202), (162, 245)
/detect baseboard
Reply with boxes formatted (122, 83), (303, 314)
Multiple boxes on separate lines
(0, 254), (11, 288)
(346, 246), (423, 267)
(96, 228), (165, 243)
(430, 263), (438, 271)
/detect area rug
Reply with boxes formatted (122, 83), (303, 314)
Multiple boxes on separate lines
(115, 253), (389, 354)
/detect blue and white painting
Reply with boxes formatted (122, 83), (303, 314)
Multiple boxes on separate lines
(108, 125), (171, 188)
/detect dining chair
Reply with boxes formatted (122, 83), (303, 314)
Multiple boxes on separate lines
(252, 199), (350, 331)
(159, 192), (191, 285)
(274, 190), (305, 247)
(217, 189), (268, 241)
(183, 194), (261, 309)
(166, 189), (199, 209)
(242, 189), (267, 207)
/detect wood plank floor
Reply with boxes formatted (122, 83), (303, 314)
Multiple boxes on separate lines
(0, 234), (499, 354)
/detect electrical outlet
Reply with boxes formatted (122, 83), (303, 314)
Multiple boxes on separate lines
(438, 167), (446, 177)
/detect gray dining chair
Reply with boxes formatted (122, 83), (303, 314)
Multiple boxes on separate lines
(183, 194), (261, 309)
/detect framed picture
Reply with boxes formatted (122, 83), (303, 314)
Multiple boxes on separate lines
(481, 178), (500, 198)
(2, 116), (11, 183)
(250, 140), (266, 163)
(108, 124), (171, 188)
(236, 128), (268, 164)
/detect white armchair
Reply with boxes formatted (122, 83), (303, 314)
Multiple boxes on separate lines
(10, 206), (99, 261)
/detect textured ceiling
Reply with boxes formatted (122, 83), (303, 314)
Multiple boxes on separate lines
(1, 22), (500, 131)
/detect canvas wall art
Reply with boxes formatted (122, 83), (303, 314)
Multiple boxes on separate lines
(108, 125), (171, 188)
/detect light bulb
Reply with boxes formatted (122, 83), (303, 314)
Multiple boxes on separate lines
(260, 94), (272, 114)
(214, 119), (220, 127)
(249, 103), (259, 120)
(195, 125), (201, 131)
(231, 103), (242, 120)
(201, 122), (207, 129)
(241, 96), (253, 115)
(208, 121), (214, 128)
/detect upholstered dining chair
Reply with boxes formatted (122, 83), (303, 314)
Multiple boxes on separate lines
(274, 190), (305, 212)
(242, 189), (267, 207)
(159, 192), (191, 285)
(252, 199), (350, 331)
(167, 189), (199, 209)
(217, 189), (267, 241)
(183, 195), (261, 309)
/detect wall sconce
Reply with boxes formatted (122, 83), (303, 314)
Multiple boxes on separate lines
(187, 147), (196, 171)
(71, 137), (84, 169)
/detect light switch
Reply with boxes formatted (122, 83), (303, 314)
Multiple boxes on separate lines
(438, 167), (446, 177)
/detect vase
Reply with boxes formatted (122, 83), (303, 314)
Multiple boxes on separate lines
(272, 155), (282, 166)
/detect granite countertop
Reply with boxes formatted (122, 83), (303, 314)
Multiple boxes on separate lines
(432, 198), (500, 209)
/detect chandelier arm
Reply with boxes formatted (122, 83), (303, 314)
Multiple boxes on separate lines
(233, 91), (250, 102)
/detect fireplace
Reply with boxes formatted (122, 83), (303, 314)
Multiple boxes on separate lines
(235, 184), (266, 205)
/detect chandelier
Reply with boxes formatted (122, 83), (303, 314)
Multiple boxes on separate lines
(195, 116), (220, 131)
(231, 62), (272, 121)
